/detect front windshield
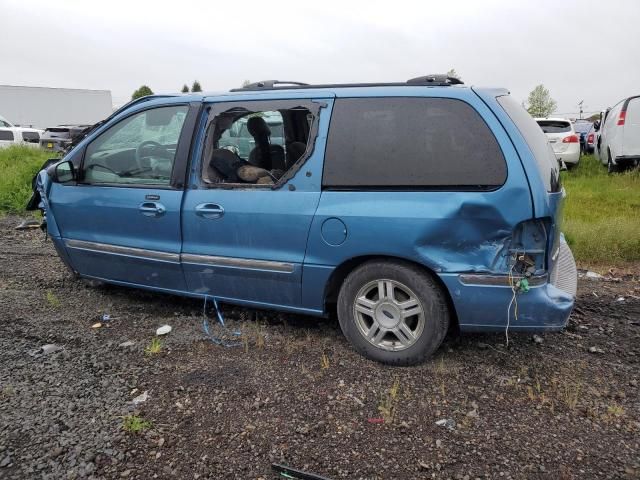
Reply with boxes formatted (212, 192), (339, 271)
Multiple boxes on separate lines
(0, 115), (13, 128)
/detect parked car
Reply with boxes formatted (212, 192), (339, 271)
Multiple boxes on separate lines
(535, 118), (581, 168)
(0, 114), (43, 148)
(40, 125), (92, 153)
(599, 95), (640, 172)
(28, 75), (577, 365)
(573, 121), (593, 154)
(585, 123), (598, 154)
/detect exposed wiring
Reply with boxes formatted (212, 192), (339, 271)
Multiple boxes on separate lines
(505, 249), (531, 347)
(505, 260), (518, 347)
(202, 295), (242, 347)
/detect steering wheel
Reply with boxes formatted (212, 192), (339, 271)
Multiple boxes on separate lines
(135, 140), (164, 168)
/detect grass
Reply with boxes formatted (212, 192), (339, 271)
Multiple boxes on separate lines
(122, 414), (152, 434)
(561, 154), (640, 264)
(144, 337), (163, 355)
(377, 378), (401, 424)
(320, 352), (330, 370)
(0, 146), (59, 213)
(45, 291), (61, 308)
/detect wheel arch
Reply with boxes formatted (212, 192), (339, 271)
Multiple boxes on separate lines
(323, 255), (459, 333)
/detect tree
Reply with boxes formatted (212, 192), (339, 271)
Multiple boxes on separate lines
(191, 80), (202, 92)
(446, 69), (461, 80)
(241, 79), (251, 87)
(181, 84), (189, 93)
(131, 85), (154, 100)
(525, 84), (557, 118)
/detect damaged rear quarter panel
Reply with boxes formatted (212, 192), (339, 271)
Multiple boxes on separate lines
(302, 90), (534, 311)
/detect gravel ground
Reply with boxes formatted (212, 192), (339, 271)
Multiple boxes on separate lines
(0, 215), (639, 480)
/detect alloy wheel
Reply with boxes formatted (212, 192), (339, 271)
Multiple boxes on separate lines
(353, 279), (426, 351)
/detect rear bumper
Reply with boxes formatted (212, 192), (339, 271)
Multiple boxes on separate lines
(553, 146), (580, 165)
(614, 155), (640, 168)
(439, 237), (577, 332)
(39, 139), (69, 152)
(440, 275), (574, 332)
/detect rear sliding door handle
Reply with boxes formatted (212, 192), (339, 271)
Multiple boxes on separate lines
(195, 203), (224, 219)
(139, 202), (166, 217)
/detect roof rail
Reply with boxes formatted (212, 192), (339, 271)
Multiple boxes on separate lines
(230, 74), (463, 92)
(232, 80), (309, 91)
(407, 74), (463, 86)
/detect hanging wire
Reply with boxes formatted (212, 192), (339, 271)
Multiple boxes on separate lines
(202, 295), (242, 347)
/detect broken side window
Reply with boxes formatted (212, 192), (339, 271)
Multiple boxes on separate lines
(201, 100), (320, 187)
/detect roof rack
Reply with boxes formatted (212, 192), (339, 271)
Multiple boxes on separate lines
(230, 74), (464, 92)
(406, 74), (463, 85)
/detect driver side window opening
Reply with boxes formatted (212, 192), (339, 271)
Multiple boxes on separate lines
(202, 102), (316, 186)
(83, 105), (188, 186)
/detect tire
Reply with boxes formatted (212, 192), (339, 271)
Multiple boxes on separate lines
(337, 260), (449, 365)
(607, 150), (618, 174)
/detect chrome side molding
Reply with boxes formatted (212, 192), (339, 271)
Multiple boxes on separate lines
(64, 239), (295, 273)
(65, 239), (180, 263)
(459, 273), (548, 287)
(181, 253), (294, 273)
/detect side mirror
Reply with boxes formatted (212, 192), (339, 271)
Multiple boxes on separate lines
(51, 160), (76, 183)
(594, 120), (601, 131)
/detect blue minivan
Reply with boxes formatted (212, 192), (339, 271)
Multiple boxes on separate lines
(31, 75), (577, 365)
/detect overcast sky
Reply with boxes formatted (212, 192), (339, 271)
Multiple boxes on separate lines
(2, 0), (639, 115)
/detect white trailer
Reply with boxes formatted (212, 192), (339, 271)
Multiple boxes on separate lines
(0, 85), (113, 129)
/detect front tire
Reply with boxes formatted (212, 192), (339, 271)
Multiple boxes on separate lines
(337, 260), (449, 365)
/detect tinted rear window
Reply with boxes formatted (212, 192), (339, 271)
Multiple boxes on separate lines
(0, 130), (14, 141)
(323, 97), (506, 188)
(22, 131), (40, 141)
(497, 95), (560, 192)
(537, 120), (571, 133)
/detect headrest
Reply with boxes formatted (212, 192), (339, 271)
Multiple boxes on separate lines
(247, 116), (271, 137)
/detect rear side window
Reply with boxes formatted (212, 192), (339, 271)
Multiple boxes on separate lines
(322, 97), (506, 188)
(537, 120), (571, 133)
(21, 131), (40, 143)
(497, 95), (560, 192)
(0, 130), (14, 141)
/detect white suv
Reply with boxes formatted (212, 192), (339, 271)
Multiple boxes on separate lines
(535, 118), (580, 168)
(0, 114), (43, 148)
(599, 95), (640, 173)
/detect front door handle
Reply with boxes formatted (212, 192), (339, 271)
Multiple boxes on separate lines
(195, 203), (224, 219)
(139, 202), (166, 217)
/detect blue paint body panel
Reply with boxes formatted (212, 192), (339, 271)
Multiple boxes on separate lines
(39, 84), (574, 335)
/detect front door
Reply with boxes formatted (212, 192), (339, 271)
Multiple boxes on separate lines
(48, 103), (195, 291)
(181, 97), (332, 309)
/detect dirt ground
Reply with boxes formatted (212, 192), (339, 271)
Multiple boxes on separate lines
(0, 216), (638, 480)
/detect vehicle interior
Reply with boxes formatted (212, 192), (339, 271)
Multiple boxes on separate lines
(202, 105), (313, 186)
(82, 106), (187, 185)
